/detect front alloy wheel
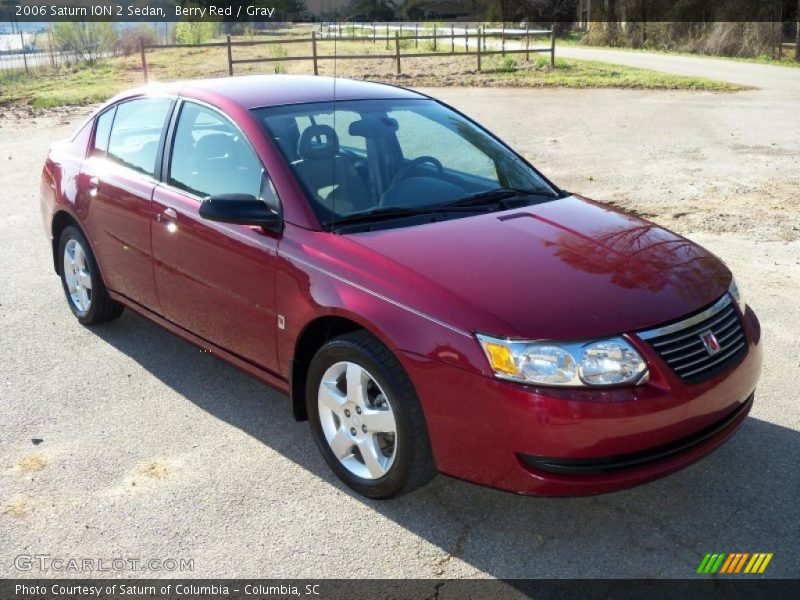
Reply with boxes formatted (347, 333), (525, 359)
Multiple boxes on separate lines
(307, 330), (436, 498)
(318, 361), (398, 480)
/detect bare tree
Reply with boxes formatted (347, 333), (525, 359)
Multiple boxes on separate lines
(796, 0), (799, 61)
(605, 0), (619, 46)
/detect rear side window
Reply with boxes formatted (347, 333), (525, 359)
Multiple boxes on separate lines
(92, 107), (115, 156)
(107, 98), (172, 177)
(168, 102), (265, 199)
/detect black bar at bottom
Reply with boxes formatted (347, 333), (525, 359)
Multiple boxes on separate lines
(1, 579), (798, 600)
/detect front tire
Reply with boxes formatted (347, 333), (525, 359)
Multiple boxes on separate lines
(306, 330), (436, 499)
(58, 225), (123, 325)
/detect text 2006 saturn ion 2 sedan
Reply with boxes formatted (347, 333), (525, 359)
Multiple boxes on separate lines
(41, 75), (762, 498)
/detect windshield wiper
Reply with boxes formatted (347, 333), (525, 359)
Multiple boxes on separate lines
(323, 188), (561, 231)
(437, 187), (560, 210)
(324, 204), (490, 230)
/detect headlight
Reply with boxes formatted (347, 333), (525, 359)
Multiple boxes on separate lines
(729, 277), (746, 313)
(476, 334), (647, 387)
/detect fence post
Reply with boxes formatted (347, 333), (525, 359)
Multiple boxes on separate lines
(477, 27), (481, 72)
(19, 31), (29, 74)
(415, 23), (419, 48)
(433, 25), (437, 51)
(451, 25), (455, 53)
(373, 23), (376, 44)
(525, 23), (530, 61)
(550, 27), (556, 67)
(395, 32), (401, 75)
(386, 23), (389, 50)
(465, 27), (469, 52)
(501, 22), (506, 57)
(312, 31), (318, 75)
(139, 39), (148, 83)
(226, 34), (233, 76)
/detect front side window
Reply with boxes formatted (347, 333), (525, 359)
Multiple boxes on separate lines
(107, 97), (172, 176)
(253, 99), (557, 229)
(169, 102), (266, 201)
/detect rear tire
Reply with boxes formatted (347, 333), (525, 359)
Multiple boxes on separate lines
(58, 225), (123, 325)
(306, 330), (436, 499)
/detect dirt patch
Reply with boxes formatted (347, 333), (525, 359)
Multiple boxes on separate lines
(2, 498), (31, 518)
(0, 104), (94, 131)
(17, 452), (47, 473)
(135, 459), (171, 480)
(607, 180), (800, 243)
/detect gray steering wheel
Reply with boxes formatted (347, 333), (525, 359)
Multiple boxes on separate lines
(391, 156), (444, 186)
(379, 156), (445, 207)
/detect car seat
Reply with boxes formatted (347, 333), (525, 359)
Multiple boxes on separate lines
(290, 124), (372, 216)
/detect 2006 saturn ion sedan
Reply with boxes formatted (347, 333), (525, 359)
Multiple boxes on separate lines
(41, 75), (762, 498)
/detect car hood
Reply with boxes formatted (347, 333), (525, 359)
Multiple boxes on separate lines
(346, 195), (731, 340)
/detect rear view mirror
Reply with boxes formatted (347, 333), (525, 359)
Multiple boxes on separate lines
(199, 194), (282, 233)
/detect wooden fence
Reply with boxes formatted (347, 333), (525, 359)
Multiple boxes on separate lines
(139, 23), (556, 83)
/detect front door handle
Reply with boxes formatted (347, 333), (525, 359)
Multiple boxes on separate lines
(157, 208), (178, 222)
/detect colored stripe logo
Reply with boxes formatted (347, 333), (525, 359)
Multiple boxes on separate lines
(696, 553), (773, 574)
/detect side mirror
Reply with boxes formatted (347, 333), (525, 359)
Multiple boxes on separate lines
(199, 194), (282, 233)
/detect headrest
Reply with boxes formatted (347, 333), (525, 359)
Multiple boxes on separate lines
(269, 117), (301, 161)
(297, 124), (339, 160)
(195, 133), (239, 164)
(348, 117), (399, 138)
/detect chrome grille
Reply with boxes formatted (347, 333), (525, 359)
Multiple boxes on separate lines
(638, 295), (747, 383)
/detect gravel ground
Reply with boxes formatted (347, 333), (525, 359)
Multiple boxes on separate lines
(1, 54), (799, 580)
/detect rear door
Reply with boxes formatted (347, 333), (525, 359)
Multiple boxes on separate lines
(151, 100), (281, 372)
(80, 97), (174, 310)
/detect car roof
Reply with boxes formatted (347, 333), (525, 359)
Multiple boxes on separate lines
(135, 75), (426, 110)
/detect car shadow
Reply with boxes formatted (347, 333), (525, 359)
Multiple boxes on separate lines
(93, 310), (797, 578)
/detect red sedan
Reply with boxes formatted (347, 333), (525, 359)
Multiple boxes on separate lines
(40, 76), (762, 498)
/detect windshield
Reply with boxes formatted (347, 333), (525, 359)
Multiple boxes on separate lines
(252, 99), (559, 230)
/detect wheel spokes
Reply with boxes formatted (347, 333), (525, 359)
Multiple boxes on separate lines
(78, 286), (90, 311)
(74, 246), (86, 269)
(76, 270), (92, 289)
(362, 407), (396, 434)
(319, 380), (346, 414)
(345, 362), (366, 406)
(328, 428), (354, 460)
(357, 438), (387, 478)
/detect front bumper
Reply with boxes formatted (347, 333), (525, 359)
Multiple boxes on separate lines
(398, 306), (762, 496)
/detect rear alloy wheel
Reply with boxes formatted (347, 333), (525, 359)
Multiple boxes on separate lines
(307, 330), (436, 498)
(58, 225), (123, 325)
(63, 238), (93, 315)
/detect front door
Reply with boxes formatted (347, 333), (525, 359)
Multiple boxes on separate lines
(151, 100), (281, 372)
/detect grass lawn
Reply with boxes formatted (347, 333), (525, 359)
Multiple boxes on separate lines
(0, 32), (744, 109)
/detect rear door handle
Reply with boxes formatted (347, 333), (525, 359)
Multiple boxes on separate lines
(87, 176), (100, 197)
